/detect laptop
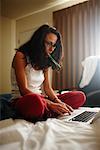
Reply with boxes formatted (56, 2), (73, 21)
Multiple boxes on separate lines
(58, 109), (100, 124)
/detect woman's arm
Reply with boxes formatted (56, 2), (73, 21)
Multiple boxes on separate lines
(43, 68), (61, 102)
(13, 51), (33, 96)
(43, 68), (73, 115)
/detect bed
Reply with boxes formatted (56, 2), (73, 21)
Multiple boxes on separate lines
(0, 107), (100, 150)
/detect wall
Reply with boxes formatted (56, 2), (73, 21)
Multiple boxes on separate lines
(16, 9), (52, 47)
(0, 0), (1, 92)
(1, 17), (16, 93)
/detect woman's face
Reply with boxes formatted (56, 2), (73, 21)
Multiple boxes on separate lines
(44, 33), (57, 55)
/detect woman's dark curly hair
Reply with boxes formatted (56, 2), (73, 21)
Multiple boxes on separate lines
(17, 24), (62, 70)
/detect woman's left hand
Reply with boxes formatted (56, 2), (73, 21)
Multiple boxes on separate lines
(55, 98), (74, 114)
(61, 102), (74, 113)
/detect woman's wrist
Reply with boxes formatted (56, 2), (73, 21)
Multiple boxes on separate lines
(53, 97), (61, 103)
(53, 97), (58, 102)
(46, 96), (61, 103)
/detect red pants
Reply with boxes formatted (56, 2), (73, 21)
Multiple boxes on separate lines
(12, 91), (86, 121)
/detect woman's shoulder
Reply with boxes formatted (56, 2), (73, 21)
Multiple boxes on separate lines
(12, 51), (27, 68)
(15, 51), (25, 58)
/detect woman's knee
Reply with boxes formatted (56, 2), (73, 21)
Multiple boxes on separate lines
(60, 91), (86, 109)
(16, 93), (46, 118)
(72, 91), (86, 108)
(78, 91), (86, 102)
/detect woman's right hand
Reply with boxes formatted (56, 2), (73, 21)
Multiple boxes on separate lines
(47, 100), (72, 116)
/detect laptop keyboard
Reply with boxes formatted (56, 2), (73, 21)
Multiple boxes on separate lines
(70, 111), (97, 122)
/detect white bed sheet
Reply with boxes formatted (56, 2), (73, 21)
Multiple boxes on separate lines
(0, 107), (100, 150)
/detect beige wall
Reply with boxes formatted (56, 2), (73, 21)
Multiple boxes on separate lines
(16, 10), (52, 47)
(0, 0), (1, 92)
(1, 17), (16, 93)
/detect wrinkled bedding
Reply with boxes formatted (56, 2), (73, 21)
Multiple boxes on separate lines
(0, 107), (100, 150)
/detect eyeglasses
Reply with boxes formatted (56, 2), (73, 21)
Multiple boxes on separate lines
(45, 40), (56, 49)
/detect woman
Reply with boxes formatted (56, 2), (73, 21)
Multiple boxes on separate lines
(11, 24), (86, 122)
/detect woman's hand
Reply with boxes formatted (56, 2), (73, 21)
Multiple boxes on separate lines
(47, 100), (73, 116)
(59, 101), (74, 113)
(53, 98), (74, 114)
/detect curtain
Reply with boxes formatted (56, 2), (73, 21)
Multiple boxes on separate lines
(53, 0), (100, 90)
